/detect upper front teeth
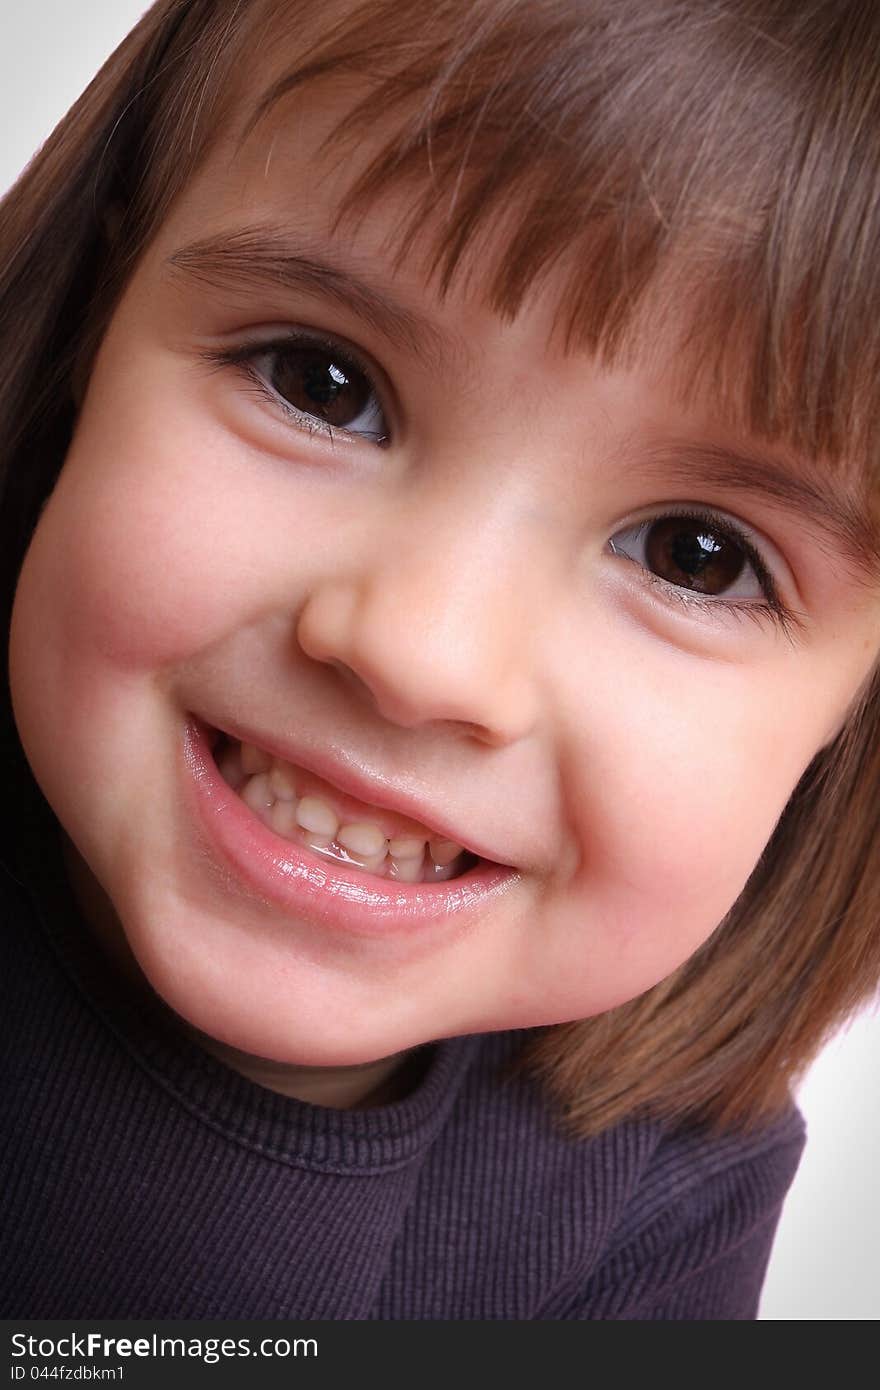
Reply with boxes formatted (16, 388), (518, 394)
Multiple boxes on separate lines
(388, 835), (425, 858)
(217, 737), (468, 882)
(337, 821), (388, 857)
(296, 795), (340, 838)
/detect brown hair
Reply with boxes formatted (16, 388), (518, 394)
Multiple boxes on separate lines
(2, 0), (880, 1137)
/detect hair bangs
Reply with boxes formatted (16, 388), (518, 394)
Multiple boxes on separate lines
(245, 0), (880, 483)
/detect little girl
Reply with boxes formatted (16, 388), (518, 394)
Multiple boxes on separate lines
(2, 0), (879, 1321)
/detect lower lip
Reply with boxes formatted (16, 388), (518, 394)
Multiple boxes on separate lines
(181, 717), (521, 938)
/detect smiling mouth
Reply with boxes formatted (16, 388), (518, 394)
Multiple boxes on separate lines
(209, 731), (480, 886)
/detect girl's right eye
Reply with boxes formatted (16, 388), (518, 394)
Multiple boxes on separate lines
(202, 334), (391, 445)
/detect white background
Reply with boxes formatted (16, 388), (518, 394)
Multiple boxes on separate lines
(3, 0), (878, 1321)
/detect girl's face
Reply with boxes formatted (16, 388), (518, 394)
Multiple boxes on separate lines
(10, 83), (880, 1097)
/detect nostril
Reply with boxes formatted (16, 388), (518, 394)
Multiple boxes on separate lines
(327, 659), (373, 700)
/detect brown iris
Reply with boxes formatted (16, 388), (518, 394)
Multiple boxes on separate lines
(644, 517), (745, 595)
(270, 347), (371, 427)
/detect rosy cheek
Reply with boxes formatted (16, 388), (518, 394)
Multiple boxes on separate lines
(561, 671), (818, 969)
(28, 449), (257, 674)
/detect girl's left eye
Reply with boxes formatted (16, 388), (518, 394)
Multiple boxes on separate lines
(203, 334), (390, 444)
(608, 507), (800, 635)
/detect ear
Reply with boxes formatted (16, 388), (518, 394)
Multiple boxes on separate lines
(70, 201), (126, 410)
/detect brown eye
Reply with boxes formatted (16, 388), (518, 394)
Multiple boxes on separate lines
(609, 509), (773, 607)
(269, 347), (372, 428)
(642, 516), (746, 595)
(241, 337), (389, 442)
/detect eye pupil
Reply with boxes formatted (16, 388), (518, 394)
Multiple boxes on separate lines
(272, 348), (370, 425)
(645, 517), (745, 594)
(303, 359), (347, 405)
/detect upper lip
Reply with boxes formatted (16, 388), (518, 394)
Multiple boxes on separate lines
(198, 714), (514, 867)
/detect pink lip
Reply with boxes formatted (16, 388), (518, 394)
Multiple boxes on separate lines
(181, 717), (521, 938)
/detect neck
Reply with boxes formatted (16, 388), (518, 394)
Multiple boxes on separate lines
(183, 1029), (428, 1108)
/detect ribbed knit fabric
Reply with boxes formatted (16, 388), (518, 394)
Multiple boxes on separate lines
(0, 750), (805, 1320)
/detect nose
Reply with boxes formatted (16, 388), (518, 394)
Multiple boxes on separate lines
(295, 498), (542, 747)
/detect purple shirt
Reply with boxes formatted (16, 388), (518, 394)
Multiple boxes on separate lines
(0, 768), (804, 1319)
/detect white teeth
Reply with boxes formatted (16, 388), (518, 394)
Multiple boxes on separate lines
(337, 822), (387, 857)
(241, 742), (272, 776)
(222, 741), (472, 884)
(295, 796), (339, 838)
(389, 854), (425, 882)
(429, 837), (463, 866)
(240, 772), (275, 825)
(269, 761), (297, 800)
(269, 799), (299, 837)
(388, 835), (426, 859)
(343, 847), (389, 875)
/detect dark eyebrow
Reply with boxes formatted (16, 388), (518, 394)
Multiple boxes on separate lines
(163, 226), (446, 368)
(635, 442), (880, 587)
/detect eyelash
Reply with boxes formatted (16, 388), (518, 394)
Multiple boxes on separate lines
(199, 331), (389, 446)
(613, 508), (804, 641)
(201, 336), (805, 642)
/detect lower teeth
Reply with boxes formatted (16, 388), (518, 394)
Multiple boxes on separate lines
(213, 734), (473, 884)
